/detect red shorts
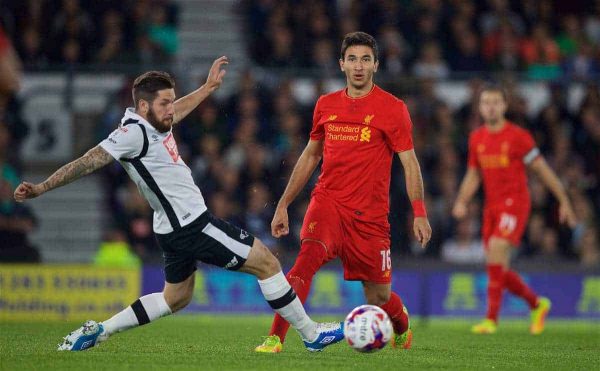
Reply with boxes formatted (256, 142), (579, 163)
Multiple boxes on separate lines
(299, 195), (392, 283)
(482, 202), (530, 248)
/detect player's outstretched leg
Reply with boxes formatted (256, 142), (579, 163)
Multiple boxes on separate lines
(503, 269), (551, 334)
(58, 281), (186, 351)
(255, 240), (327, 353)
(57, 320), (106, 351)
(375, 291), (411, 350)
(390, 305), (412, 350)
(472, 263), (503, 334)
(363, 283), (412, 349)
(243, 240), (344, 352)
(530, 296), (551, 335)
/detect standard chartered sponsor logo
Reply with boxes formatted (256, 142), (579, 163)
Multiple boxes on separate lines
(328, 124), (360, 133)
(326, 124), (370, 142)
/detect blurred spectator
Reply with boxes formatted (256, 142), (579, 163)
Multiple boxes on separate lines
(49, 0), (94, 63)
(523, 212), (546, 257)
(448, 30), (486, 72)
(577, 225), (600, 269)
(209, 190), (243, 226)
(584, 1), (600, 45)
(268, 25), (295, 67)
(95, 9), (127, 64)
(555, 15), (584, 57)
(93, 228), (141, 268)
(520, 24), (561, 79)
(147, 4), (179, 61)
(0, 178), (39, 263)
(0, 25), (27, 171)
(480, 0), (526, 36)
(244, 182), (277, 248)
(311, 38), (337, 75)
(413, 42), (449, 80)
(562, 42), (600, 82)
(0, 123), (38, 262)
(378, 25), (409, 75)
(0, 123), (35, 263)
(441, 218), (485, 264)
(116, 181), (161, 263)
(483, 21), (523, 72)
(16, 26), (47, 69)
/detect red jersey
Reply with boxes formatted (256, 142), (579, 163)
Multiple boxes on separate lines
(468, 122), (540, 208)
(309, 85), (414, 224)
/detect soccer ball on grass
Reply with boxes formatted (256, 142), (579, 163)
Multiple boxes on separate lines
(343, 304), (393, 352)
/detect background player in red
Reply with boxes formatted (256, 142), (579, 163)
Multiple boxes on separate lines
(255, 32), (432, 353)
(452, 86), (577, 335)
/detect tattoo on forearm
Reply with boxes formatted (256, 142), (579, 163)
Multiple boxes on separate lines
(42, 146), (113, 192)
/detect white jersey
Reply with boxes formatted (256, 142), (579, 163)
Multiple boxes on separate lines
(100, 108), (207, 234)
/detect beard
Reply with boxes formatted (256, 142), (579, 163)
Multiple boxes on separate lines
(147, 108), (173, 133)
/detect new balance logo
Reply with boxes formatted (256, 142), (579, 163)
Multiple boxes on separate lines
(240, 230), (249, 240)
(319, 336), (336, 344)
(225, 256), (238, 269)
(80, 340), (94, 350)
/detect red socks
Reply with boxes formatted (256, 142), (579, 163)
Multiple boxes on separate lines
(268, 240), (326, 342)
(504, 270), (539, 309)
(380, 292), (410, 335)
(486, 264), (505, 322)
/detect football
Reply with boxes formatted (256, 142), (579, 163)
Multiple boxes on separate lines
(343, 305), (394, 352)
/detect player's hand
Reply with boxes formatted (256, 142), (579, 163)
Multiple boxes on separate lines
(14, 182), (44, 202)
(558, 201), (577, 228)
(205, 56), (228, 92)
(413, 217), (432, 248)
(452, 200), (468, 219)
(271, 206), (289, 238)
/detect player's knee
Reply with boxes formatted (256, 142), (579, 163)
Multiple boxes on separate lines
(253, 239), (282, 279)
(365, 290), (391, 307)
(367, 292), (390, 307)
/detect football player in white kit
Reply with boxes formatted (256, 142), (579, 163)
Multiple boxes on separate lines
(14, 56), (344, 352)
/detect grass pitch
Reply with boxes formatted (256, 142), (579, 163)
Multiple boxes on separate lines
(1, 315), (598, 370)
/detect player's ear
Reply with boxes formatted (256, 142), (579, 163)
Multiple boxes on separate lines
(339, 58), (344, 71)
(139, 99), (149, 114)
(374, 60), (379, 73)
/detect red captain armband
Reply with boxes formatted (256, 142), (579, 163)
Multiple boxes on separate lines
(411, 200), (427, 218)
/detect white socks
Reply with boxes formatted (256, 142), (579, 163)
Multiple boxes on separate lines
(102, 292), (172, 336)
(258, 271), (317, 342)
(101, 275), (318, 342)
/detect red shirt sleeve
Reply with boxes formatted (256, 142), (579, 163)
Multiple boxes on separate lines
(389, 101), (414, 152)
(515, 128), (539, 164)
(467, 133), (479, 169)
(309, 96), (324, 141)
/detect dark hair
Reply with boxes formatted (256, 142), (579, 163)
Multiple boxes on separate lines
(340, 31), (378, 61)
(480, 84), (508, 101)
(132, 71), (175, 108)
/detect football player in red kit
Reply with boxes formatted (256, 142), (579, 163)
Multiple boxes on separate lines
(452, 86), (577, 334)
(255, 32), (432, 353)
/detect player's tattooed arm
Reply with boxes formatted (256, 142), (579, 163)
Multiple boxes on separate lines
(14, 145), (114, 202)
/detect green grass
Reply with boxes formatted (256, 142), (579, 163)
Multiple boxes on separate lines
(1, 315), (598, 370)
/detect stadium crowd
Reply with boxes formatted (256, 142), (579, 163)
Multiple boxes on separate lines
(0, 0), (598, 268)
